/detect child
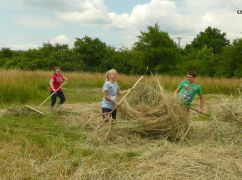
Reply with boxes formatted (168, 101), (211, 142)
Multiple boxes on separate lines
(101, 69), (128, 120)
(50, 67), (68, 109)
(174, 71), (204, 113)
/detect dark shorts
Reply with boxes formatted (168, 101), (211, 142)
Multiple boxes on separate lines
(102, 107), (116, 120)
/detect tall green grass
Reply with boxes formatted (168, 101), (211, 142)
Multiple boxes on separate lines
(0, 69), (241, 105)
(0, 70), (50, 105)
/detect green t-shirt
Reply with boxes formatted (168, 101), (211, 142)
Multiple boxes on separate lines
(177, 80), (203, 106)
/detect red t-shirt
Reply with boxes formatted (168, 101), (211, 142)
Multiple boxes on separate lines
(50, 73), (64, 92)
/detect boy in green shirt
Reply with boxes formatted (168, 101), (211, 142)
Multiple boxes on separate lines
(174, 71), (204, 113)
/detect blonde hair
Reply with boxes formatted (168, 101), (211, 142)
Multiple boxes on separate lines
(106, 69), (117, 81)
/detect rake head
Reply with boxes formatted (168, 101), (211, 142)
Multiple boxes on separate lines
(25, 105), (45, 115)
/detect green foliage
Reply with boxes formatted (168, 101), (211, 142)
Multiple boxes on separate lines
(0, 24), (241, 77)
(74, 36), (112, 71)
(190, 26), (229, 54)
(134, 24), (180, 73)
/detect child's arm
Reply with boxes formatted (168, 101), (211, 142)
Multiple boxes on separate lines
(103, 90), (116, 104)
(174, 88), (179, 96)
(50, 79), (56, 92)
(62, 75), (68, 81)
(199, 94), (204, 113)
(118, 89), (131, 96)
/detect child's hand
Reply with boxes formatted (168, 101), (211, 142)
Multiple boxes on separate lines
(199, 108), (204, 113)
(111, 96), (117, 102)
(113, 101), (117, 107)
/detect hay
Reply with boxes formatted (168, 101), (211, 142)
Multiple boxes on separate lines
(188, 120), (242, 146)
(187, 95), (242, 145)
(119, 78), (189, 140)
(5, 106), (38, 116)
(204, 95), (242, 145)
(214, 95), (242, 125)
(133, 144), (242, 180)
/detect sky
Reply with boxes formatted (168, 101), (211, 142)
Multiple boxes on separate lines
(0, 0), (242, 50)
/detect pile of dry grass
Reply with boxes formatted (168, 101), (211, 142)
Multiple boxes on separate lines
(133, 144), (242, 179)
(188, 95), (242, 145)
(6, 106), (37, 116)
(119, 79), (189, 140)
(214, 95), (242, 125)
(205, 95), (242, 145)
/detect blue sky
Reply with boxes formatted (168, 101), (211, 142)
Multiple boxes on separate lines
(0, 0), (242, 50)
(106, 0), (149, 13)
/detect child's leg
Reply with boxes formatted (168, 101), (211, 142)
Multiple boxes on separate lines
(57, 91), (66, 105)
(102, 108), (112, 121)
(51, 92), (57, 108)
(112, 109), (117, 120)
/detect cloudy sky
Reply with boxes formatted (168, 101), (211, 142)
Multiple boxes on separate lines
(0, 0), (242, 49)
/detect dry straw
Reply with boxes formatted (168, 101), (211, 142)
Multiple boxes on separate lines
(119, 78), (189, 140)
(214, 94), (242, 125)
(188, 94), (242, 145)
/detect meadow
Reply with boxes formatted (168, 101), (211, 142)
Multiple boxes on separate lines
(0, 69), (241, 179)
(0, 69), (241, 105)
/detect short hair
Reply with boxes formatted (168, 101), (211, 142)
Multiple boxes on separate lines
(55, 66), (60, 70)
(187, 70), (197, 78)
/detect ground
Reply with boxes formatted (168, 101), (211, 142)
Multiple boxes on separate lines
(0, 88), (241, 179)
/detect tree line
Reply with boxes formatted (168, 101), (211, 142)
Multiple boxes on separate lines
(0, 24), (242, 77)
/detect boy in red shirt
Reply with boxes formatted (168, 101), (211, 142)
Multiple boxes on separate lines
(50, 67), (68, 109)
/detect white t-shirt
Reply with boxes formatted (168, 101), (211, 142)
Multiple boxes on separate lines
(101, 81), (119, 109)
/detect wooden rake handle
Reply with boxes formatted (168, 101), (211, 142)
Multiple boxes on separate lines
(96, 76), (144, 130)
(189, 107), (210, 117)
(39, 82), (66, 106)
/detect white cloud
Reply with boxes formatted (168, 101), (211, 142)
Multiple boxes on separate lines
(5, 0), (242, 49)
(107, 0), (195, 46)
(106, 0), (242, 46)
(5, 35), (71, 50)
(199, 12), (242, 40)
(56, 0), (109, 25)
(16, 0), (86, 11)
(17, 0), (109, 15)
(15, 16), (60, 28)
(2, 36), (40, 50)
(10, 43), (39, 50)
(50, 34), (70, 45)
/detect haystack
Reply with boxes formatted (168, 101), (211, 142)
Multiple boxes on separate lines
(119, 79), (189, 140)
(205, 95), (242, 144)
(188, 95), (242, 145)
(214, 95), (242, 125)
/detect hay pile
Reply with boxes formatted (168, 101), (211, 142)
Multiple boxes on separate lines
(6, 105), (37, 116)
(119, 79), (189, 140)
(214, 95), (242, 125)
(205, 95), (242, 145)
(188, 95), (242, 145)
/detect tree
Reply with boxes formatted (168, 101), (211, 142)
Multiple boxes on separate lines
(133, 24), (180, 73)
(74, 36), (111, 71)
(215, 38), (242, 77)
(0, 48), (13, 58)
(195, 46), (215, 76)
(190, 27), (229, 54)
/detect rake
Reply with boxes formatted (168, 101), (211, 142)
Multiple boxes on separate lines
(25, 82), (66, 115)
(96, 76), (144, 136)
(189, 107), (210, 117)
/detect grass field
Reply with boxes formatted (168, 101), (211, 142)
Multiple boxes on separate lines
(0, 69), (241, 105)
(0, 70), (241, 179)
